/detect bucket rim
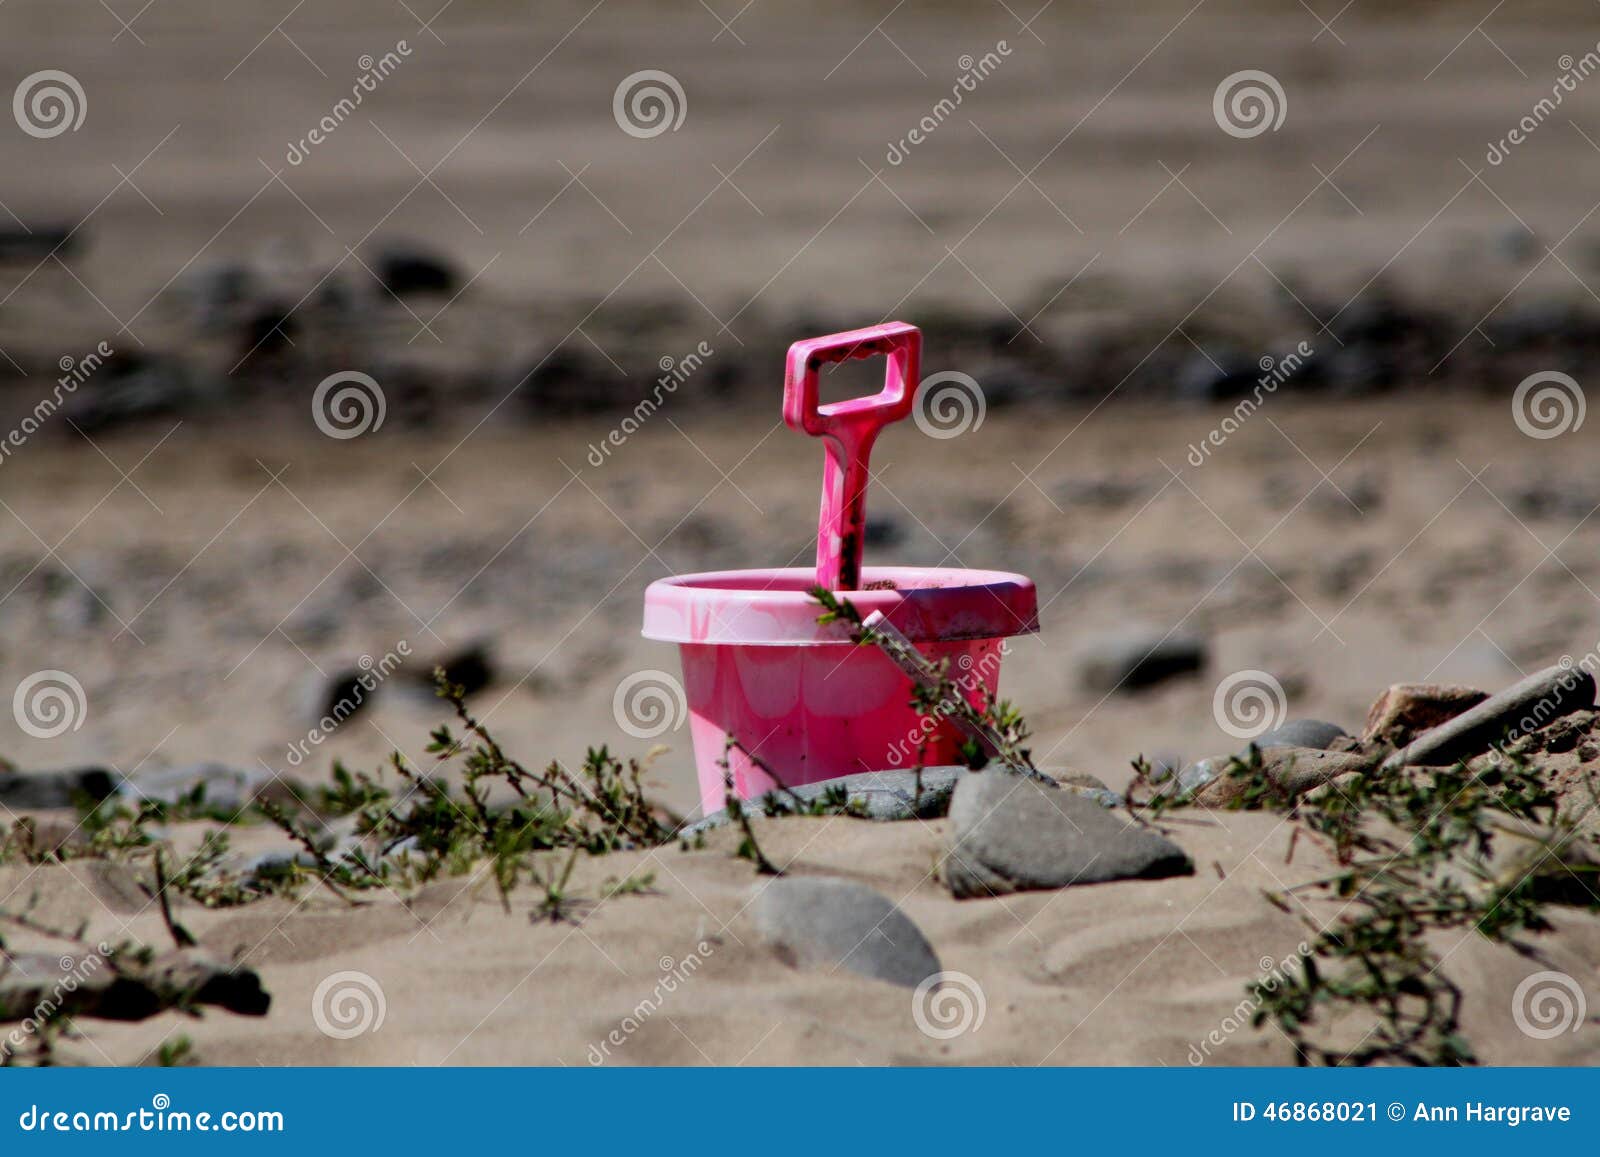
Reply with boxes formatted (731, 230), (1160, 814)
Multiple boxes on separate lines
(641, 565), (1038, 646)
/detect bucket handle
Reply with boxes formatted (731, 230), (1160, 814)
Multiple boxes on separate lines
(783, 322), (921, 591)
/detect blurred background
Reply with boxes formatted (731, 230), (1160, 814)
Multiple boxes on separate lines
(3, 0), (1600, 812)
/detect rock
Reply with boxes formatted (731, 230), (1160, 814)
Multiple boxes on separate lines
(1362, 683), (1488, 746)
(60, 353), (197, 433)
(0, 766), (117, 810)
(0, 223), (78, 263)
(371, 241), (458, 297)
(1175, 757), (1224, 794)
(1382, 664), (1596, 771)
(751, 877), (940, 989)
(1194, 746), (1376, 808)
(513, 348), (620, 415)
(690, 766), (1117, 832)
(863, 514), (903, 548)
(945, 773), (1192, 898)
(123, 762), (271, 814)
(238, 300), (298, 358)
(791, 766), (967, 820)
(418, 642), (493, 697)
(0, 949), (269, 1024)
(1175, 349), (1260, 402)
(1079, 630), (1207, 692)
(305, 668), (378, 726)
(1253, 719), (1348, 751)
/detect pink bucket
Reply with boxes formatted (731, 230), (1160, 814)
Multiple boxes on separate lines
(644, 565), (1037, 812)
(640, 323), (1038, 814)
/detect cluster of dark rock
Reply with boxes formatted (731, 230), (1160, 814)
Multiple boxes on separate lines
(6, 221), (1598, 436)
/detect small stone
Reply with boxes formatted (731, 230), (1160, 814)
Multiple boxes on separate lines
(1253, 719), (1348, 751)
(1175, 757), (1224, 794)
(752, 877), (941, 989)
(945, 773), (1192, 899)
(305, 668), (378, 726)
(1079, 630), (1207, 693)
(417, 642), (493, 697)
(1362, 683), (1488, 746)
(687, 766), (1114, 832)
(371, 242), (458, 296)
(863, 514), (903, 548)
(1382, 664), (1596, 771)
(1193, 747), (1375, 808)
(60, 353), (197, 434)
(123, 762), (271, 814)
(0, 766), (117, 810)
